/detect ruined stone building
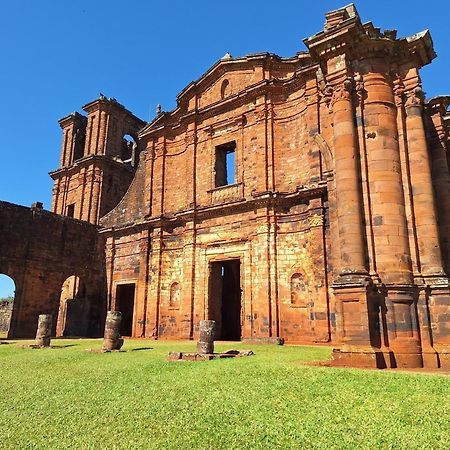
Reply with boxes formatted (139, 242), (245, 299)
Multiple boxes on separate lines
(1, 4), (450, 369)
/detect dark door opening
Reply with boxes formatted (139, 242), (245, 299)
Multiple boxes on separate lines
(208, 259), (241, 340)
(116, 283), (135, 336)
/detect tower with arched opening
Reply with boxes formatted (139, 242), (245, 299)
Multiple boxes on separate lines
(49, 97), (145, 224)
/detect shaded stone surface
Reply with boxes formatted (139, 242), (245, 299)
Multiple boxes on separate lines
(242, 337), (284, 345)
(168, 350), (254, 362)
(102, 311), (124, 351)
(35, 314), (52, 347)
(196, 320), (216, 354)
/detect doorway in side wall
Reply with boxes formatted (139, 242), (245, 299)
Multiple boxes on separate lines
(208, 259), (241, 340)
(115, 283), (136, 336)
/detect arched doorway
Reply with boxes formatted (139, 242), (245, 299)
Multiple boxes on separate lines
(56, 275), (90, 337)
(0, 274), (15, 338)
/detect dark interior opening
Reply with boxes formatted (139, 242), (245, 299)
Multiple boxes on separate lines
(208, 259), (241, 340)
(66, 203), (75, 218)
(116, 283), (135, 336)
(215, 141), (236, 187)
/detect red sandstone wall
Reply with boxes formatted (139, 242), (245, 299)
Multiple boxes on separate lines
(0, 201), (105, 338)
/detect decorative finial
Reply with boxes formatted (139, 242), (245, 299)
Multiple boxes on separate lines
(156, 104), (162, 115)
(99, 93), (106, 100)
(221, 52), (232, 60)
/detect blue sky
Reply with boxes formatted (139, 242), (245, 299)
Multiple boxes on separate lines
(0, 0), (449, 297)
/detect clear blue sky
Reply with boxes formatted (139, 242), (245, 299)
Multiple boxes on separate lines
(0, 0), (449, 297)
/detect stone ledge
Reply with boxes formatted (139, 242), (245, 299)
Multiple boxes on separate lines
(168, 350), (254, 361)
(241, 337), (284, 345)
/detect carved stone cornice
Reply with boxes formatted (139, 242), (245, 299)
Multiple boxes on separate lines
(49, 154), (136, 179)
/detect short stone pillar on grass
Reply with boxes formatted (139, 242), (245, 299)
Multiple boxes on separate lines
(196, 320), (216, 355)
(35, 314), (52, 347)
(102, 311), (124, 351)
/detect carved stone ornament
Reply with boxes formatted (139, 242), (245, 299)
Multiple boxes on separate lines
(309, 214), (324, 228)
(329, 78), (353, 110)
(405, 86), (424, 108)
(354, 74), (365, 102)
(393, 77), (405, 107)
(184, 132), (197, 146)
(255, 108), (268, 122)
(319, 83), (333, 106)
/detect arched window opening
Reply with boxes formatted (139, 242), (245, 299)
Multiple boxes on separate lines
(169, 282), (180, 308)
(221, 79), (230, 99)
(56, 275), (89, 337)
(121, 134), (138, 166)
(72, 126), (86, 162)
(0, 274), (15, 338)
(291, 273), (308, 306)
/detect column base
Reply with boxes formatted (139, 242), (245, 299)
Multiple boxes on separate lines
(421, 350), (440, 369)
(389, 351), (423, 369)
(331, 346), (387, 369)
(331, 345), (427, 369)
(435, 346), (450, 369)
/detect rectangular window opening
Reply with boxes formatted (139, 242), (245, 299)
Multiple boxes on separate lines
(66, 203), (75, 218)
(215, 141), (236, 187)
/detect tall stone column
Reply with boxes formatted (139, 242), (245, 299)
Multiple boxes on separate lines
(404, 87), (447, 278)
(425, 98), (450, 273)
(404, 85), (450, 368)
(364, 71), (413, 285)
(331, 78), (367, 277)
(330, 78), (376, 368)
(362, 67), (423, 368)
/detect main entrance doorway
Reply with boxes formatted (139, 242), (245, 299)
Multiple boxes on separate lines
(208, 259), (241, 340)
(115, 283), (135, 336)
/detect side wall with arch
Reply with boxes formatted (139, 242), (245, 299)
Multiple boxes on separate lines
(0, 201), (106, 338)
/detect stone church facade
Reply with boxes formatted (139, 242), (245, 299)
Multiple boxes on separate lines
(2, 4), (450, 369)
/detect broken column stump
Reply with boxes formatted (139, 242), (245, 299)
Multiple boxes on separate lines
(196, 319), (216, 354)
(102, 311), (124, 351)
(35, 314), (52, 347)
(168, 319), (254, 361)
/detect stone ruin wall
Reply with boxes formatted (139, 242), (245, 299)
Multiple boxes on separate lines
(0, 300), (13, 333)
(0, 201), (105, 338)
(2, 4), (449, 369)
(101, 55), (336, 343)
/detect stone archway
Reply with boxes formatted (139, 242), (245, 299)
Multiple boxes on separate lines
(56, 275), (90, 337)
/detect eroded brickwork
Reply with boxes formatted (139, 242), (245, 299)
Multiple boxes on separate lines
(0, 202), (104, 338)
(98, 5), (450, 368)
(2, 4), (449, 369)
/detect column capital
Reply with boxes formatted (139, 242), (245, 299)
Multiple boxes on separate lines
(329, 78), (353, 109)
(404, 86), (425, 109)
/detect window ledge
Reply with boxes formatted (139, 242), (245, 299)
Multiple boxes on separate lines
(207, 182), (242, 193)
(208, 183), (244, 205)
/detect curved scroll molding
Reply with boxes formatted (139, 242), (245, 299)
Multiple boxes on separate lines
(313, 134), (334, 173)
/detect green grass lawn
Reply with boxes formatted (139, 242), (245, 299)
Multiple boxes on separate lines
(0, 339), (449, 450)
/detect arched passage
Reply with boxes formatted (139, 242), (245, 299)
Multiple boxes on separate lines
(56, 275), (90, 337)
(0, 274), (15, 338)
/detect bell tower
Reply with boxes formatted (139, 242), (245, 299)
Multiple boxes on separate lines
(50, 96), (146, 224)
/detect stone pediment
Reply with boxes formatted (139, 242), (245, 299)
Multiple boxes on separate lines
(185, 52), (314, 110)
(139, 52), (310, 137)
